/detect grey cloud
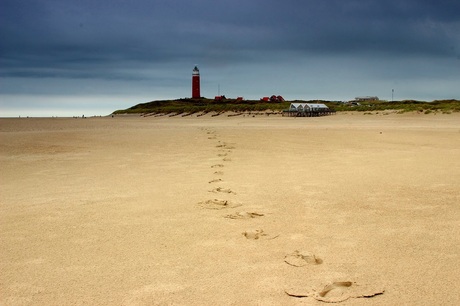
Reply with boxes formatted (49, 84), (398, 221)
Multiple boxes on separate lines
(0, 0), (459, 113)
(2, 0), (459, 66)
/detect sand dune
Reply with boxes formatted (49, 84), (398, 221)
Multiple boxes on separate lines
(1, 113), (459, 305)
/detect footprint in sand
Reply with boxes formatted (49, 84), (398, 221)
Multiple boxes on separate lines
(222, 157), (232, 162)
(198, 199), (241, 210)
(243, 229), (267, 240)
(225, 211), (264, 219)
(211, 164), (224, 168)
(214, 171), (224, 175)
(218, 151), (233, 156)
(242, 229), (279, 240)
(209, 187), (236, 194)
(217, 153), (227, 157)
(285, 281), (384, 303)
(208, 178), (222, 184)
(216, 144), (235, 150)
(318, 281), (354, 301)
(284, 250), (323, 266)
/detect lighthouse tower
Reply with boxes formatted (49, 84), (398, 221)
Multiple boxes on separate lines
(192, 66), (200, 99)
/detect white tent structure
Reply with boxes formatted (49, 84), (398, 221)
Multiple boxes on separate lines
(289, 103), (329, 111)
(285, 103), (334, 117)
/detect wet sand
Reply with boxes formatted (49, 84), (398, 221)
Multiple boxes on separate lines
(1, 112), (459, 305)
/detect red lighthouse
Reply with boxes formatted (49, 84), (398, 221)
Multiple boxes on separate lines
(192, 65), (200, 99)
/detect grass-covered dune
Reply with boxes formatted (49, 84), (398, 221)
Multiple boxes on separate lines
(334, 99), (460, 114)
(113, 98), (460, 115)
(113, 98), (291, 115)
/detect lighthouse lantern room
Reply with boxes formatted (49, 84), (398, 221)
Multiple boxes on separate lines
(192, 66), (200, 99)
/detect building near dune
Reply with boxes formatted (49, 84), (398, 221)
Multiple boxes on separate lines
(284, 103), (335, 117)
(192, 66), (200, 99)
(289, 103), (329, 111)
(260, 95), (284, 102)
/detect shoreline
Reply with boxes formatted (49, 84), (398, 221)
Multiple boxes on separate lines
(1, 109), (459, 120)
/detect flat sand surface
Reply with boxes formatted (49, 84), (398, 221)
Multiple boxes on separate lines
(1, 112), (459, 305)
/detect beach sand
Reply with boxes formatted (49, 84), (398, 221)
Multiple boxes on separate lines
(1, 112), (459, 305)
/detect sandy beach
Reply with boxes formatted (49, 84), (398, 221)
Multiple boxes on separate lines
(1, 112), (459, 305)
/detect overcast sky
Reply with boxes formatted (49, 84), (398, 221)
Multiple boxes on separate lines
(1, 0), (459, 116)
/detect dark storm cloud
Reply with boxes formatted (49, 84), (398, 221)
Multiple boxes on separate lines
(257, 0), (460, 57)
(2, 1), (458, 63)
(0, 0), (459, 104)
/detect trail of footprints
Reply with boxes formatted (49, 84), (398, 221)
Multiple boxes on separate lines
(197, 128), (384, 303)
(198, 128), (267, 238)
